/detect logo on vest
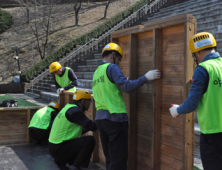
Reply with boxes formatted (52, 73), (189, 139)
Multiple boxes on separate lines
(63, 79), (67, 82)
(93, 75), (104, 87)
(214, 77), (222, 87)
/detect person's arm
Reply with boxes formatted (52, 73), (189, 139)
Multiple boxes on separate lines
(51, 111), (58, 120)
(65, 107), (97, 132)
(64, 69), (78, 90)
(107, 64), (148, 93)
(53, 75), (61, 89)
(177, 66), (209, 114)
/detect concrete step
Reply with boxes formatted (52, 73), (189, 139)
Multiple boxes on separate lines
(86, 59), (102, 65)
(27, 88), (42, 95)
(78, 65), (98, 72)
(36, 82), (52, 88)
(94, 53), (102, 59)
(75, 72), (94, 79)
(33, 85), (51, 92)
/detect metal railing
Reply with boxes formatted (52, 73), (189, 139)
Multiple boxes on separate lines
(31, 3), (150, 93)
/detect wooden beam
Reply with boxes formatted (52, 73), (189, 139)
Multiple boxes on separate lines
(128, 34), (138, 170)
(111, 14), (196, 38)
(152, 28), (162, 170)
(27, 109), (31, 144)
(183, 21), (196, 170)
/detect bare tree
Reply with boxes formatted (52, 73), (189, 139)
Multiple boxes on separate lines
(15, 0), (32, 23)
(73, 0), (82, 26)
(103, 0), (111, 19)
(30, 0), (57, 59)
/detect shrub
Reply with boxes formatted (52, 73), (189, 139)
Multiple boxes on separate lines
(0, 9), (13, 33)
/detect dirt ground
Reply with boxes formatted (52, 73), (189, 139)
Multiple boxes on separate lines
(0, 0), (140, 83)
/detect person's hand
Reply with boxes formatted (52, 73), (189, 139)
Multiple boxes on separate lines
(169, 104), (180, 118)
(145, 69), (161, 81)
(57, 88), (65, 95)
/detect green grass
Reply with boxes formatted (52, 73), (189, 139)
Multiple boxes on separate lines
(0, 94), (39, 107)
(0, 9), (13, 33)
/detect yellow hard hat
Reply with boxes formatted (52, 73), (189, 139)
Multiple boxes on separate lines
(102, 42), (123, 57)
(190, 32), (217, 53)
(49, 62), (61, 73)
(48, 101), (60, 110)
(73, 89), (92, 101)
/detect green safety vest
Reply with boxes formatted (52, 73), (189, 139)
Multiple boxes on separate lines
(29, 106), (54, 130)
(197, 57), (222, 134)
(55, 67), (76, 92)
(49, 104), (82, 144)
(92, 63), (127, 114)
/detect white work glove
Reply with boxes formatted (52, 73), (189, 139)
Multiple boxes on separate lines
(145, 69), (161, 81)
(169, 104), (180, 118)
(57, 88), (65, 95)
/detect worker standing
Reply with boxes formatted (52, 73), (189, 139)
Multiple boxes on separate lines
(49, 89), (97, 170)
(28, 101), (60, 144)
(92, 42), (161, 170)
(169, 32), (222, 170)
(49, 62), (78, 95)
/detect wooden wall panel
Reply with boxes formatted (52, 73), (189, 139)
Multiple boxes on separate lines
(110, 14), (196, 170)
(136, 31), (154, 170)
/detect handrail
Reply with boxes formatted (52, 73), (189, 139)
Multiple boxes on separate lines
(31, 3), (150, 93)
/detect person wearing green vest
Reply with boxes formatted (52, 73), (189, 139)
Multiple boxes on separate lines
(92, 42), (161, 170)
(28, 101), (60, 144)
(49, 62), (77, 95)
(169, 32), (222, 170)
(48, 89), (97, 170)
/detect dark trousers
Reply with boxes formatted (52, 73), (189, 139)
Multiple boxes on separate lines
(29, 121), (53, 142)
(49, 136), (95, 168)
(96, 119), (128, 170)
(200, 132), (222, 170)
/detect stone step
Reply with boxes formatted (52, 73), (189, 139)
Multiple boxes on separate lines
(75, 72), (94, 79)
(36, 82), (52, 88)
(33, 85), (51, 92)
(86, 59), (102, 65)
(27, 88), (42, 95)
(159, 0), (215, 14)
(158, 0), (197, 13)
(78, 79), (92, 89)
(40, 92), (59, 103)
(148, 3), (222, 23)
(78, 65), (98, 72)
(94, 53), (102, 59)
(39, 79), (55, 85)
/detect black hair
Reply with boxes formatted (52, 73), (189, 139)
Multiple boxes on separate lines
(202, 46), (217, 51)
(102, 50), (122, 58)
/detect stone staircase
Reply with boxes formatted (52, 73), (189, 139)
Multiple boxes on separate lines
(143, 0), (222, 53)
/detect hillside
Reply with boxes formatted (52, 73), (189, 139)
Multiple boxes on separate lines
(0, 0), (140, 83)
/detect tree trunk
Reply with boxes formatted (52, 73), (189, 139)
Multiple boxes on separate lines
(74, 0), (82, 26)
(103, 0), (110, 19)
(26, 8), (30, 23)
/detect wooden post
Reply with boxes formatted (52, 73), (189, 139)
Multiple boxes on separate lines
(27, 109), (31, 144)
(152, 28), (162, 170)
(128, 34), (138, 170)
(92, 98), (99, 162)
(59, 91), (75, 108)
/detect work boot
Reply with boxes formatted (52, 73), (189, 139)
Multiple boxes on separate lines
(54, 160), (69, 170)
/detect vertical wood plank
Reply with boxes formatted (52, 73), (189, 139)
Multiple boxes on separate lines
(59, 93), (65, 109)
(27, 109), (30, 144)
(153, 28), (162, 170)
(128, 34), (138, 170)
(184, 19), (196, 170)
(92, 97), (99, 162)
